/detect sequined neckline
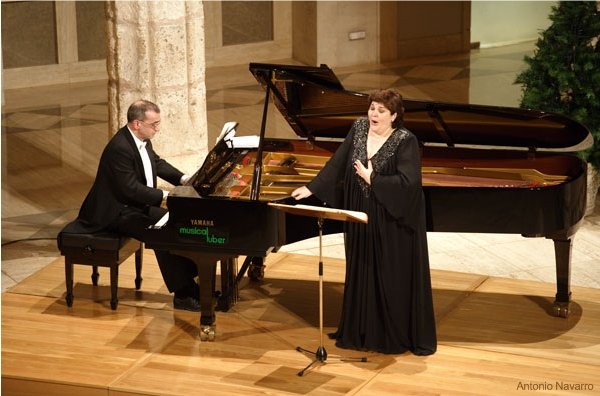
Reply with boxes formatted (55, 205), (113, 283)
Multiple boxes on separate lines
(351, 118), (409, 196)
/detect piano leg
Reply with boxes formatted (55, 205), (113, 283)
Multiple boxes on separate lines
(197, 259), (217, 340)
(552, 237), (572, 318)
(173, 251), (219, 341)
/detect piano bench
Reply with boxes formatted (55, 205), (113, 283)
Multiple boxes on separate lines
(57, 231), (143, 310)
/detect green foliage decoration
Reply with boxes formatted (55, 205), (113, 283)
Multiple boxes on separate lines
(514, 1), (600, 170)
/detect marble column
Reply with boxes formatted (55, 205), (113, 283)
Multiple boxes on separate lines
(106, 1), (207, 179)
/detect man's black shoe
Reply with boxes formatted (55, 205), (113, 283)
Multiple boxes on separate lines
(173, 296), (201, 312)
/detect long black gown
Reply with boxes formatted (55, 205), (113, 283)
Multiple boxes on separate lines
(306, 118), (437, 355)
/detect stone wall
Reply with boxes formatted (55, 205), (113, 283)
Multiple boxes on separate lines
(106, 1), (208, 174)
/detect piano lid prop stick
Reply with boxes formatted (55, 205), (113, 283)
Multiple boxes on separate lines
(250, 82), (271, 201)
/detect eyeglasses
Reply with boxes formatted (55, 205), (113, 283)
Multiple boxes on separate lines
(138, 119), (161, 130)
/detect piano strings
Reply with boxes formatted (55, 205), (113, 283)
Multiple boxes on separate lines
(209, 150), (569, 200)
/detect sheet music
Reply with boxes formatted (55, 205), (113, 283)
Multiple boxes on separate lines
(225, 134), (260, 149)
(153, 212), (169, 228)
(269, 203), (368, 224)
(294, 204), (368, 223)
(216, 121), (239, 144)
(215, 121), (259, 149)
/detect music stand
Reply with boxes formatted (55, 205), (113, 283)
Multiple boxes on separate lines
(269, 203), (369, 376)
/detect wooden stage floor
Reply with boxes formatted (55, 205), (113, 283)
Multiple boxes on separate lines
(2, 251), (599, 395)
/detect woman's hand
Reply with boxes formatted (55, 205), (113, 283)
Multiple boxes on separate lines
(291, 185), (312, 200)
(354, 160), (373, 185)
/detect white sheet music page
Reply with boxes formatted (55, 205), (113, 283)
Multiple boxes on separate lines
(216, 121), (239, 144)
(225, 134), (260, 149)
(294, 204), (368, 223)
(153, 212), (169, 228)
(268, 202), (368, 224)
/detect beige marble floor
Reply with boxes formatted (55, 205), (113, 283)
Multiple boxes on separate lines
(2, 41), (600, 294)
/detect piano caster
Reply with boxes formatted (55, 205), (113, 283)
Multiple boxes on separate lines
(553, 302), (569, 318)
(199, 324), (216, 341)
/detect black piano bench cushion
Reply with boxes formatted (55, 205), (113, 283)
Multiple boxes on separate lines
(58, 228), (143, 311)
(58, 231), (130, 252)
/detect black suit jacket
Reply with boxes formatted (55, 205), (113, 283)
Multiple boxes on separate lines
(66, 126), (184, 233)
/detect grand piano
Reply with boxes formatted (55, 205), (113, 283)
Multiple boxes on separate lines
(145, 62), (592, 340)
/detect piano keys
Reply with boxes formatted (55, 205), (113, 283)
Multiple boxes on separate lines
(145, 62), (592, 339)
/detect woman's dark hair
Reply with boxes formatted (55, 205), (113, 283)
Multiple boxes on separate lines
(127, 100), (160, 123)
(368, 89), (404, 128)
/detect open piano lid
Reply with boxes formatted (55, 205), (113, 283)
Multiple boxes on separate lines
(249, 62), (592, 152)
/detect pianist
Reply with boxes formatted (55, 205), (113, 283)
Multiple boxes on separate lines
(292, 88), (437, 355)
(63, 100), (201, 312)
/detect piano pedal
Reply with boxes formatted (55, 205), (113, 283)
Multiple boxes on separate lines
(200, 324), (216, 341)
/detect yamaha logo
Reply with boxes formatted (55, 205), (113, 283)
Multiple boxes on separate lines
(190, 219), (214, 226)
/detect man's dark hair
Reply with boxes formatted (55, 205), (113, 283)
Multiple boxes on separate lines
(127, 100), (160, 123)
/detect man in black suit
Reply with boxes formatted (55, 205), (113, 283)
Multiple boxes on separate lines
(66, 99), (200, 311)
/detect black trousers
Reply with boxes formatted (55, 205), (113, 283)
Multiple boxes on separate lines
(112, 205), (198, 294)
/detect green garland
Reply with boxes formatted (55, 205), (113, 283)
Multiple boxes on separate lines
(515, 1), (600, 170)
